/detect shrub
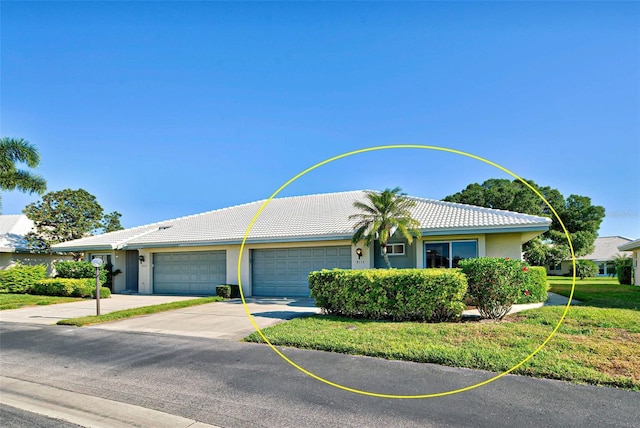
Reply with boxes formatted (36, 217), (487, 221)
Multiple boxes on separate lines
(216, 285), (231, 298)
(54, 260), (107, 284)
(309, 268), (468, 322)
(459, 258), (530, 320)
(516, 266), (549, 304)
(0, 263), (47, 293)
(614, 256), (633, 285)
(29, 278), (110, 298)
(569, 260), (598, 280)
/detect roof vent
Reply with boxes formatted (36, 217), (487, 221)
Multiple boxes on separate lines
(158, 226), (172, 230)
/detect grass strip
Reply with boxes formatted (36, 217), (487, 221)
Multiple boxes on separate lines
(57, 296), (224, 326)
(0, 293), (84, 310)
(548, 277), (640, 310)
(245, 306), (639, 390)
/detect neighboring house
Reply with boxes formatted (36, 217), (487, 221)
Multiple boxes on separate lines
(618, 238), (640, 286)
(52, 190), (551, 297)
(546, 236), (633, 277)
(0, 214), (72, 273)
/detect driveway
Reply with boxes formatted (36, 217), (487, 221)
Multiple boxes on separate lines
(0, 295), (321, 340)
(0, 293), (575, 341)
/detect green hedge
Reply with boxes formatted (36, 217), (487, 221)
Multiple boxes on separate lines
(216, 285), (231, 298)
(0, 264), (48, 293)
(459, 258), (531, 320)
(516, 266), (549, 304)
(569, 260), (598, 280)
(54, 261), (107, 284)
(29, 278), (111, 298)
(309, 268), (468, 322)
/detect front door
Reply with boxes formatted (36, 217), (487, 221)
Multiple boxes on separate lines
(125, 250), (139, 293)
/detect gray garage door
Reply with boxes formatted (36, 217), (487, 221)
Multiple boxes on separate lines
(252, 246), (351, 297)
(153, 251), (226, 295)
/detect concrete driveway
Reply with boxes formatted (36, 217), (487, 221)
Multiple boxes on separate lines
(0, 295), (321, 340)
(0, 293), (575, 341)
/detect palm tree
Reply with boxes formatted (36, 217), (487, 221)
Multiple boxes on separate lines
(349, 187), (422, 269)
(0, 137), (47, 212)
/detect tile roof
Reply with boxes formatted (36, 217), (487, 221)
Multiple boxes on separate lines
(575, 236), (633, 261)
(618, 238), (640, 252)
(0, 215), (34, 252)
(52, 190), (552, 251)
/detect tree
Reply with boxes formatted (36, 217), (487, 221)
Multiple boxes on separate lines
(443, 178), (605, 264)
(349, 187), (422, 269)
(0, 137), (47, 213)
(23, 188), (124, 257)
(102, 211), (124, 233)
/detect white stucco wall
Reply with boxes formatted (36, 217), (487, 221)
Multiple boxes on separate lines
(485, 233), (523, 260)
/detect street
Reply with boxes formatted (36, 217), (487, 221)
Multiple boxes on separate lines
(1, 322), (638, 427)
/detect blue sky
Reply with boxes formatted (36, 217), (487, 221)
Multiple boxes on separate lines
(1, 1), (639, 239)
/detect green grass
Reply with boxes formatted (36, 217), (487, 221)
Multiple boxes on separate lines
(245, 279), (640, 391)
(548, 276), (640, 310)
(57, 296), (224, 326)
(0, 293), (83, 310)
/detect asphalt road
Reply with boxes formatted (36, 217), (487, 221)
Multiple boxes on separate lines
(1, 322), (638, 427)
(0, 403), (82, 428)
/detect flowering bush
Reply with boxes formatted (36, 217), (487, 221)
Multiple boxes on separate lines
(459, 258), (531, 320)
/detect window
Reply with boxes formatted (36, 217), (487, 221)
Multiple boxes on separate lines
(382, 243), (405, 256)
(550, 263), (562, 271)
(425, 241), (477, 268)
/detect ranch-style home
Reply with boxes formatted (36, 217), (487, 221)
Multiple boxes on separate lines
(546, 236), (633, 277)
(51, 190), (551, 297)
(1, 214), (72, 273)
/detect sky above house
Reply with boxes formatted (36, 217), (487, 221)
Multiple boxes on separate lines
(1, 1), (639, 240)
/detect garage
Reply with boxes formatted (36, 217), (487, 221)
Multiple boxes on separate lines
(252, 246), (351, 297)
(153, 251), (226, 295)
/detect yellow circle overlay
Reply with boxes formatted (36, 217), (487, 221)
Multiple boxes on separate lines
(237, 145), (577, 399)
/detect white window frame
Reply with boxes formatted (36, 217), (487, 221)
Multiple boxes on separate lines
(382, 243), (405, 256)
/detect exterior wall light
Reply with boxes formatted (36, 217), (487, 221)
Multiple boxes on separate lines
(355, 248), (363, 259)
(138, 255), (145, 262)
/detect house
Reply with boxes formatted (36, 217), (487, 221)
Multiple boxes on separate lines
(0, 214), (72, 273)
(546, 236), (633, 276)
(51, 190), (551, 297)
(618, 238), (640, 286)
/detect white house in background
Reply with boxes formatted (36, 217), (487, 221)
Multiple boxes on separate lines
(546, 236), (633, 277)
(52, 190), (551, 297)
(618, 238), (640, 286)
(0, 214), (72, 273)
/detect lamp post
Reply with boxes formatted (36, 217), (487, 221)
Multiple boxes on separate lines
(91, 258), (104, 316)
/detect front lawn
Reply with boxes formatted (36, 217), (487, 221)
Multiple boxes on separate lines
(245, 279), (640, 391)
(548, 276), (639, 310)
(0, 293), (84, 310)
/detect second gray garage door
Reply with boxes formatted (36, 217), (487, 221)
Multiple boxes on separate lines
(252, 246), (351, 297)
(153, 251), (226, 295)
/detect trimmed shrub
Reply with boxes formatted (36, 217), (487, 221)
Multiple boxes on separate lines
(54, 261), (107, 284)
(0, 263), (47, 293)
(459, 258), (530, 320)
(614, 256), (633, 285)
(29, 278), (110, 298)
(516, 266), (549, 304)
(216, 285), (231, 298)
(309, 268), (468, 322)
(569, 260), (598, 280)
